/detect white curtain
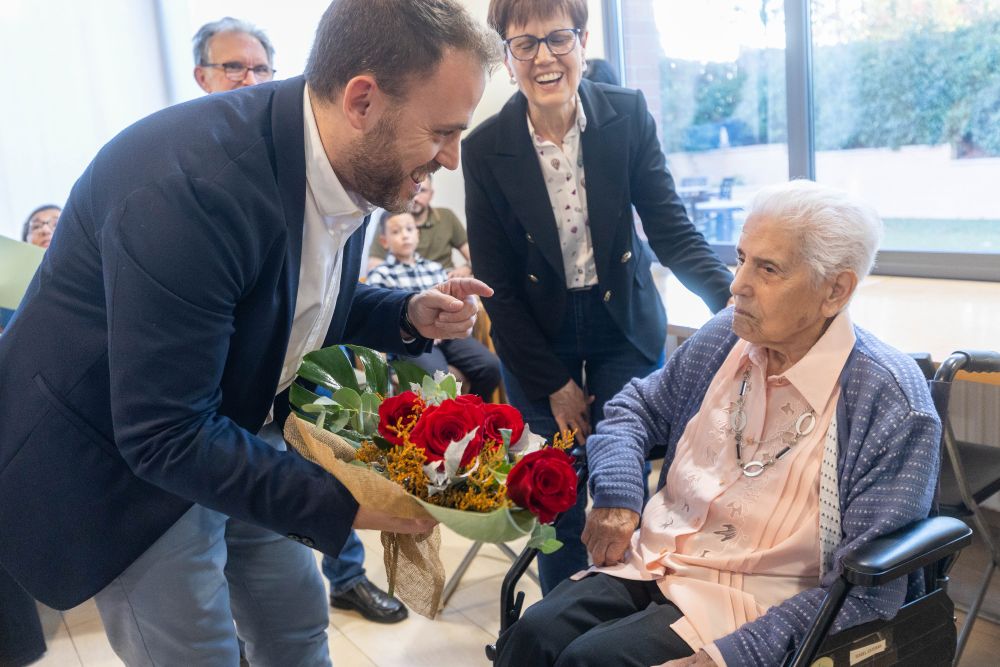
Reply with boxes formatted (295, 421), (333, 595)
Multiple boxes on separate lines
(0, 0), (168, 240)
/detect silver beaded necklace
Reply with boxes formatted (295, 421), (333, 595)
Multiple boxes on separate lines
(732, 366), (817, 477)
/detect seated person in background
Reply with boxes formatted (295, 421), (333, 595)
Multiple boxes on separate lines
(21, 205), (61, 249)
(494, 180), (942, 667)
(367, 173), (472, 277)
(368, 209), (499, 400)
(2, 204), (62, 332)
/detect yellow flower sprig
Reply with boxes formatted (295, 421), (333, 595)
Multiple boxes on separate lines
(550, 428), (577, 451)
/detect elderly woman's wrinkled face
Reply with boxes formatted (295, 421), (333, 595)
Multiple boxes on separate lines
(505, 10), (587, 113)
(730, 215), (835, 353)
(27, 207), (60, 249)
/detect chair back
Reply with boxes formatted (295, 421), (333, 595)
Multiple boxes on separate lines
(719, 177), (735, 199)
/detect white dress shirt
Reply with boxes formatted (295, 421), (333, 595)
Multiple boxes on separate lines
(271, 86), (373, 414)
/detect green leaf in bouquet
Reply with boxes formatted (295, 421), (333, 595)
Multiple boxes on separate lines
(323, 409), (351, 434)
(390, 358), (429, 393)
(438, 374), (458, 398)
(346, 345), (389, 396)
(289, 382), (321, 411)
(358, 392), (380, 436)
(414, 500), (536, 543)
(490, 460), (513, 484)
(296, 360), (341, 394)
(527, 523), (563, 554)
(332, 387), (362, 411)
(499, 428), (512, 455)
(371, 434), (395, 451)
(421, 374), (445, 403)
(299, 347), (360, 393)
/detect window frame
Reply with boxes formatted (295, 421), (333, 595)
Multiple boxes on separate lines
(603, 0), (1000, 282)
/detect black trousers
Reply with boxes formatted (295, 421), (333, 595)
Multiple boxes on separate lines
(494, 573), (695, 667)
(402, 337), (500, 400)
(0, 565), (45, 667)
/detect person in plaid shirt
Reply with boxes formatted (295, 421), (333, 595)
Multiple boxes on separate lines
(368, 209), (500, 399)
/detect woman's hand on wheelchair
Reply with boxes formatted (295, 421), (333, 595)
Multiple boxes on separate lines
(581, 507), (640, 566)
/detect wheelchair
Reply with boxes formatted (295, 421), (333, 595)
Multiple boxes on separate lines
(486, 350), (1000, 666)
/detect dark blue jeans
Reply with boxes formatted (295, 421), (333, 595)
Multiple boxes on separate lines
(321, 530), (367, 595)
(501, 288), (663, 594)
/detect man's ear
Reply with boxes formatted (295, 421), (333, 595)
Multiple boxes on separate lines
(194, 67), (212, 94)
(341, 75), (380, 131)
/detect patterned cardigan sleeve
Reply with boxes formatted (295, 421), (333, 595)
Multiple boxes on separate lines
(714, 353), (941, 667)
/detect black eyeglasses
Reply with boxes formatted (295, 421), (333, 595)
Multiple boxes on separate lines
(202, 62), (275, 82)
(504, 28), (581, 61)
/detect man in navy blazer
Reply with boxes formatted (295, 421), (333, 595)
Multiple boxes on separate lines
(0, 0), (500, 664)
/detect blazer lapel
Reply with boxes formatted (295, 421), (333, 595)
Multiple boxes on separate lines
(485, 93), (565, 278)
(579, 80), (629, 280)
(271, 76), (307, 339)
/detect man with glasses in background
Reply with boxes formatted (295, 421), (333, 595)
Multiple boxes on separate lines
(193, 16), (411, 627)
(193, 17), (276, 94)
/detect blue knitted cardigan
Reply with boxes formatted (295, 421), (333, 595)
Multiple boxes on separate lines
(587, 309), (941, 667)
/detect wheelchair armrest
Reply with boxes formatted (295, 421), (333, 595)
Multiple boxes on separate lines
(841, 516), (972, 588)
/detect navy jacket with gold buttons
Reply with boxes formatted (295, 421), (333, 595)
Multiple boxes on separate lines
(462, 80), (733, 400)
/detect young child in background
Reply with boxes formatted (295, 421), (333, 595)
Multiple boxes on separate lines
(367, 209), (500, 400)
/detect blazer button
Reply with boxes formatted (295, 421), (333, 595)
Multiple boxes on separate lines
(603, 290), (612, 302)
(287, 533), (302, 543)
(620, 251), (632, 263)
(528, 274), (539, 283)
(300, 536), (315, 548)
(526, 232), (535, 243)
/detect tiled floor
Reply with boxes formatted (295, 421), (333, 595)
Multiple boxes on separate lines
(29, 521), (1000, 666)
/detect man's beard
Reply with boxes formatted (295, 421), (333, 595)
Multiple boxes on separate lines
(348, 110), (435, 213)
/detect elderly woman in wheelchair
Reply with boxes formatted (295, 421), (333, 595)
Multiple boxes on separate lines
(493, 180), (941, 667)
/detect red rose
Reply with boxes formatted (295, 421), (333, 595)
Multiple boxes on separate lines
(482, 403), (525, 447)
(453, 394), (484, 408)
(377, 391), (422, 446)
(506, 448), (578, 524)
(410, 398), (485, 466)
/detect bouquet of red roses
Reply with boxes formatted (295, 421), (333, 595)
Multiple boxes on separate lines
(283, 345), (578, 616)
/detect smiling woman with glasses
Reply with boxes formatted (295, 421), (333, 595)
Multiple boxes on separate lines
(505, 27), (581, 61)
(462, 0), (733, 607)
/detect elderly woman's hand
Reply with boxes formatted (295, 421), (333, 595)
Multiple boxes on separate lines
(581, 507), (639, 566)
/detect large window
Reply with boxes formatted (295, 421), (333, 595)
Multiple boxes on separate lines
(811, 0), (1000, 255)
(610, 0), (1000, 279)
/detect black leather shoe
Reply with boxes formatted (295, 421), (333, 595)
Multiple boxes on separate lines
(329, 578), (408, 624)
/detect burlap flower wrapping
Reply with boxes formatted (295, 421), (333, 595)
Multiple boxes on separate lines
(283, 414), (445, 618)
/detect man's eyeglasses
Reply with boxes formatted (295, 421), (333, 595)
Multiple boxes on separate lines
(505, 28), (581, 61)
(202, 62), (275, 82)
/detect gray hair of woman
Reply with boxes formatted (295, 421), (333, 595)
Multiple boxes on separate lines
(192, 17), (275, 67)
(746, 180), (883, 288)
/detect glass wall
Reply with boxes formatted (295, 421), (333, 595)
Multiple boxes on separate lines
(620, 0), (788, 245)
(811, 0), (1000, 254)
(615, 0), (1000, 276)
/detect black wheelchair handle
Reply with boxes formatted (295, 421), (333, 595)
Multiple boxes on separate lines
(934, 350), (1000, 383)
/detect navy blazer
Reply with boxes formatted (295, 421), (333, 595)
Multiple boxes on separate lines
(0, 77), (423, 609)
(462, 80), (733, 400)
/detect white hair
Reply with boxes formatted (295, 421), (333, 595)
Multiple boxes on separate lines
(745, 180), (883, 285)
